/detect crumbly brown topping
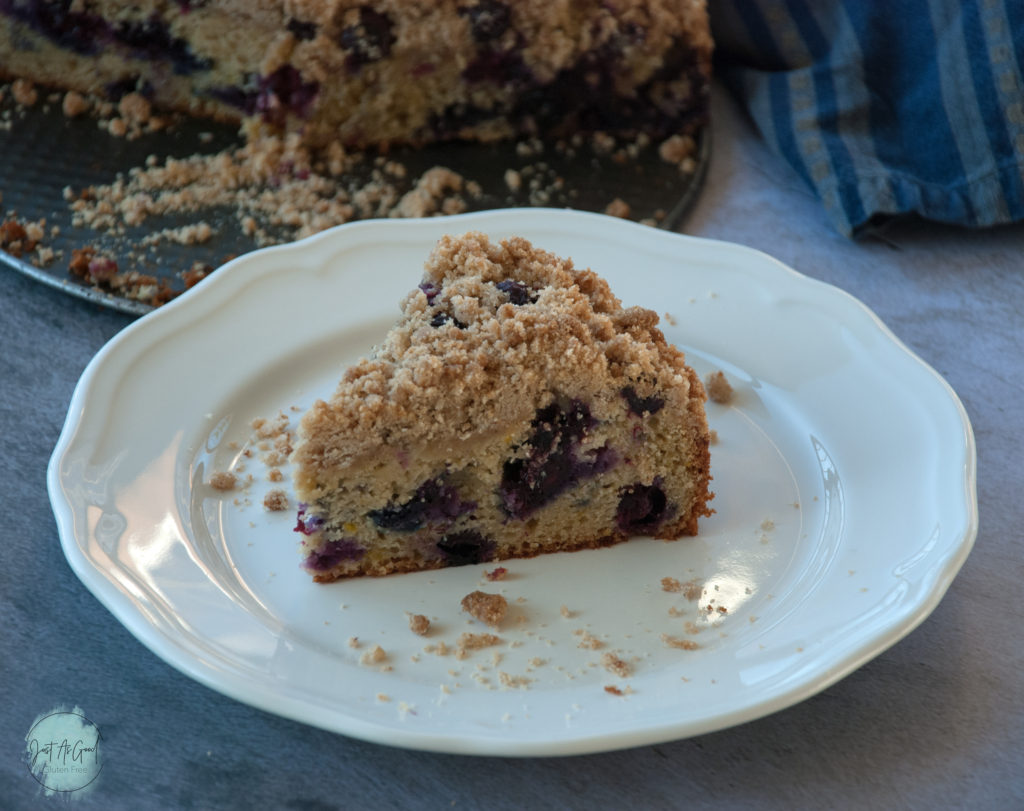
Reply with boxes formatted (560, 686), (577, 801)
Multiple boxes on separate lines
(704, 370), (734, 404)
(601, 652), (632, 677)
(661, 634), (700, 650)
(293, 232), (701, 476)
(456, 632), (502, 651)
(460, 591), (508, 627)
(263, 489), (289, 511)
(209, 471), (238, 491)
(407, 613), (431, 636)
(359, 644), (387, 666)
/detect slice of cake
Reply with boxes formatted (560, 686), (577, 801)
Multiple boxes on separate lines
(291, 231), (713, 580)
(0, 0), (711, 148)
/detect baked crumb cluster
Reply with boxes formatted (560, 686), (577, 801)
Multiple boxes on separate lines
(291, 232), (713, 580)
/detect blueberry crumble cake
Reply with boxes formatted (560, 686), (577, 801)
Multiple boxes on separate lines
(0, 0), (711, 147)
(291, 232), (713, 580)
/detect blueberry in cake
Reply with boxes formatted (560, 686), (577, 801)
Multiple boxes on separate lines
(0, 0), (711, 147)
(291, 232), (713, 580)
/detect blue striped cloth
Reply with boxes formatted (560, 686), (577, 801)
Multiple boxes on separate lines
(711, 1), (1024, 236)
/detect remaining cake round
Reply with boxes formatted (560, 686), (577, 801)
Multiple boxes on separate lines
(291, 231), (714, 580)
(0, 0), (711, 147)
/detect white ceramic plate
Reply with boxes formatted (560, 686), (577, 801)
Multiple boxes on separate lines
(49, 209), (977, 756)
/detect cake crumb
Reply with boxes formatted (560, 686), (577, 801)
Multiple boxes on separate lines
(604, 685), (629, 696)
(407, 613), (431, 637)
(662, 634), (700, 651)
(559, 605), (574, 618)
(484, 566), (508, 582)
(11, 79), (38, 107)
(498, 672), (532, 690)
(209, 471), (237, 491)
(574, 630), (604, 650)
(663, 311), (678, 326)
(661, 577), (682, 593)
(709, 429), (719, 444)
(360, 645), (387, 666)
(658, 134), (696, 166)
(263, 489), (288, 511)
(456, 633), (502, 656)
(682, 579), (703, 602)
(376, 693), (390, 702)
(704, 370), (734, 404)
(347, 637), (359, 648)
(601, 652), (632, 677)
(460, 591), (508, 627)
(62, 90), (89, 118)
(604, 197), (631, 219)
(504, 169), (522, 192)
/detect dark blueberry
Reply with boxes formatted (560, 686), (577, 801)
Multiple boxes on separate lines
(621, 386), (664, 417)
(616, 480), (669, 534)
(0, 0), (109, 55)
(255, 65), (320, 124)
(369, 478), (476, 532)
(459, 1), (511, 42)
(436, 530), (495, 566)
(339, 7), (396, 71)
(303, 538), (365, 571)
(496, 279), (535, 305)
(430, 312), (467, 329)
(287, 18), (318, 41)
(499, 400), (617, 519)
(208, 83), (259, 115)
(293, 504), (325, 535)
(113, 16), (213, 75)
(418, 281), (441, 304)
(463, 48), (528, 85)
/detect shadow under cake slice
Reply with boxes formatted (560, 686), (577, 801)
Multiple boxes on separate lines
(290, 231), (713, 580)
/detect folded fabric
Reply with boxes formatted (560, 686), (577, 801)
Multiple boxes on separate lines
(711, 0), (1024, 236)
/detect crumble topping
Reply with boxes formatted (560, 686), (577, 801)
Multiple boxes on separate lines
(704, 370), (734, 404)
(601, 652), (632, 677)
(456, 632), (502, 653)
(460, 591), (508, 627)
(574, 630), (604, 650)
(407, 613), (431, 637)
(661, 634), (700, 651)
(263, 489), (289, 511)
(359, 645), (387, 666)
(209, 471), (237, 491)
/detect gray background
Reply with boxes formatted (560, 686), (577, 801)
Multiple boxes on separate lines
(2, 87), (1021, 809)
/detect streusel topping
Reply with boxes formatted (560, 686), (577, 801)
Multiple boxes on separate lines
(294, 232), (699, 476)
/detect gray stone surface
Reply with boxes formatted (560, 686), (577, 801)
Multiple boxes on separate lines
(2, 87), (1021, 809)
